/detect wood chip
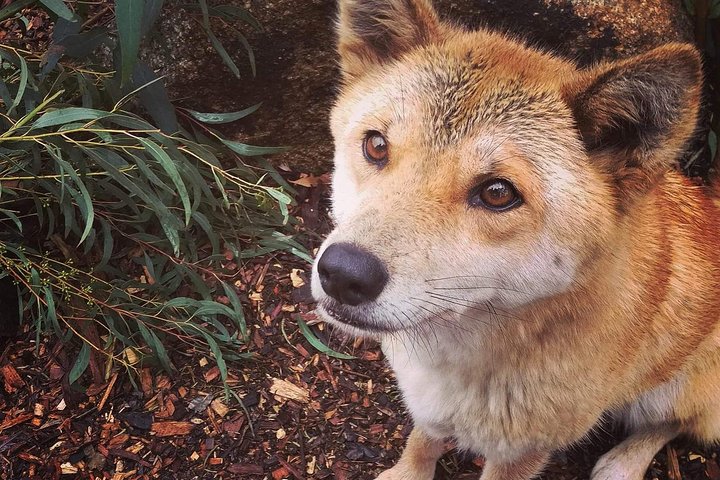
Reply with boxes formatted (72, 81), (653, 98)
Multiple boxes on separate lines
(706, 458), (720, 480)
(1, 364), (24, 392)
(0, 413), (33, 433)
(210, 398), (229, 418)
(204, 366), (220, 383)
(60, 463), (78, 474)
(151, 421), (195, 437)
(269, 378), (309, 404)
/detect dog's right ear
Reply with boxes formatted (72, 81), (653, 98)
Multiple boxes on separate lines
(337, 0), (443, 79)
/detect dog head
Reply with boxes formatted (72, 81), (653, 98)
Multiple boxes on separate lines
(311, 0), (702, 335)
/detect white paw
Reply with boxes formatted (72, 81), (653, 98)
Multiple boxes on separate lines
(374, 464), (434, 480)
(591, 455), (644, 480)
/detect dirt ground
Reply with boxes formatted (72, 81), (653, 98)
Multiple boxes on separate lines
(2, 179), (720, 480)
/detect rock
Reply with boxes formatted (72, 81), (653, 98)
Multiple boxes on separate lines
(144, 0), (692, 172)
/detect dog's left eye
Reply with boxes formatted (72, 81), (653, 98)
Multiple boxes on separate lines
(363, 131), (389, 166)
(468, 179), (522, 211)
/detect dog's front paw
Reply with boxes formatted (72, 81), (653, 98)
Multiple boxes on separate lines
(374, 464), (434, 480)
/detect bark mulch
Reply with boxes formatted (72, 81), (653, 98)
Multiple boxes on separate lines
(0, 179), (720, 480)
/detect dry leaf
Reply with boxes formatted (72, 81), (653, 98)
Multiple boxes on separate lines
(290, 269), (306, 288)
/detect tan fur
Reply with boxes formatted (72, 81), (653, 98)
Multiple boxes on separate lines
(312, 1), (718, 479)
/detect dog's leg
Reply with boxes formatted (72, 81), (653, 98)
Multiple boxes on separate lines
(374, 427), (444, 480)
(590, 424), (679, 480)
(479, 451), (551, 480)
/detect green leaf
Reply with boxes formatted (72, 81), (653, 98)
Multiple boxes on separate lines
(139, 138), (192, 225)
(296, 317), (356, 360)
(186, 103), (261, 124)
(709, 129), (718, 162)
(132, 62), (178, 133)
(204, 26), (241, 79)
(97, 218), (114, 270)
(0, 208), (22, 232)
(221, 138), (289, 157)
(201, 331), (228, 383)
(7, 54), (28, 115)
(31, 107), (109, 129)
(222, 282), (246, 336)
(137, 320), (174, 372)
(69, 342), (90, 384)
(209, 5), (261, 30)
(0, 0), (34, 22)
(115, 0), (144, 85)
(39, 0), (77, 21)
(51, 154), (95, 245)
(140, 0), (165, 37)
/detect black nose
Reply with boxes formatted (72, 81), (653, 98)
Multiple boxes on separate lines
(317, 242), (389, 306)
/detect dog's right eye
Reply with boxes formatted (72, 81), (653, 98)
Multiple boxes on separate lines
(363, 131), (389, 166)
(468, 179), (522, 212)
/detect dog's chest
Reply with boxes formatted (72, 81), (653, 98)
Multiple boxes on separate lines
(381, 335), (588, 459)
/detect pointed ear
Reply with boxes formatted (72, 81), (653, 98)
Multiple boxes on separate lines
(563, 44), (703, 177)
(337, 0), (444, 79)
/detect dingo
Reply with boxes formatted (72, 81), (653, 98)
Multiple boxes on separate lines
(311, 1), (718, 478)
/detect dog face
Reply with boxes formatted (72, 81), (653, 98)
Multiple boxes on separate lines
(311, 0), (701, 336)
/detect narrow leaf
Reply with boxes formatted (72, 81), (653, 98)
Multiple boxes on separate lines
(115, 0), (144, 85)
(31, 107), (108, 129)
(39, 0), (77, 20)
(297, 318), (355, 360)
(139, 138), (192, 225)
(186, 103), (261, 124)
(69, 342), (91, 384)
(221, 138), (289, 157)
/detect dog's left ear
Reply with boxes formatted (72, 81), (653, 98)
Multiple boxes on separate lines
(563, 44), (703, 180)
(337, 0), (444, 80)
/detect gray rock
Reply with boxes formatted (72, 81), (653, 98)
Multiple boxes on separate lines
(143, 0), (692, 172)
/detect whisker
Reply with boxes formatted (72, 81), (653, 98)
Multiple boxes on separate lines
(427, 292), (521, 321)
(425, 274), (502, 283)
(410, 297), (486, 331)
(430, 285), (529, 294)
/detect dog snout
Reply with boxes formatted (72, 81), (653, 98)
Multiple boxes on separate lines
(317, 242), (388, 306)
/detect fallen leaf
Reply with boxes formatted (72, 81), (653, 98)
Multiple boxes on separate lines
(188, 394), (214, 413)
(290, 269), (306, 288)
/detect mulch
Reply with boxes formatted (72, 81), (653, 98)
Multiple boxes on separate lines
(0, 178), (720, 480)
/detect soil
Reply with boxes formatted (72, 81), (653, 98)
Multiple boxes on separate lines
(151, 0), (693, 172)
(2, 180), (720, 480)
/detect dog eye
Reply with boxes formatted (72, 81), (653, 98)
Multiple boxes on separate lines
(363, 131), (389, 166)
(468, 179), (522, 211)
